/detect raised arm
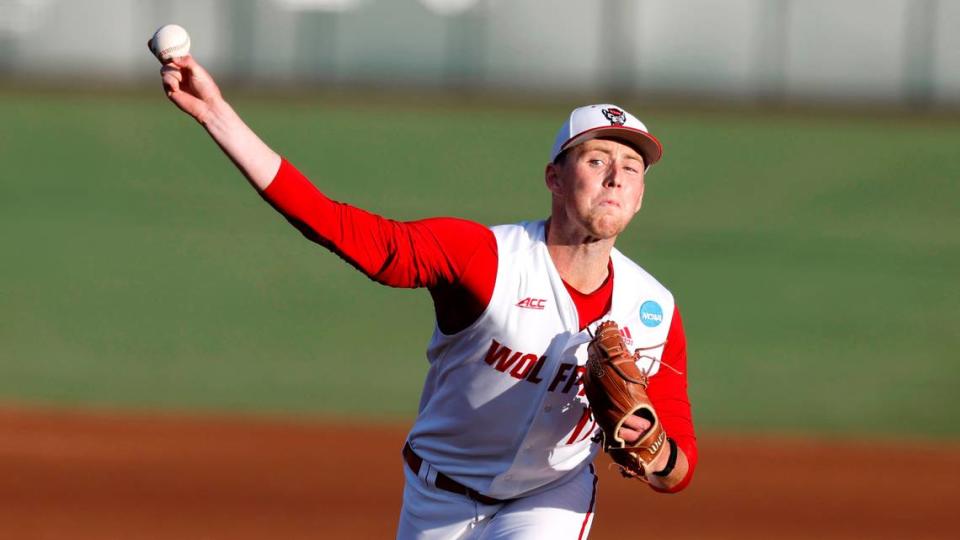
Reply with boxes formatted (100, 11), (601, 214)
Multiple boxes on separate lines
(152, 53), (498, 332)
(155, 54), (280, 191)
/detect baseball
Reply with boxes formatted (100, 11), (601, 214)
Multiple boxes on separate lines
(150, 24), (191, 63)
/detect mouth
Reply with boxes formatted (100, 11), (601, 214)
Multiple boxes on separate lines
(598, 199), (621, 208)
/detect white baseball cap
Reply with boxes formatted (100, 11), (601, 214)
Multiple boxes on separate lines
(550, 104), (663, 168)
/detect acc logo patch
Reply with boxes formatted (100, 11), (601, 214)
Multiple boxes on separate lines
(639, 300), (663, 328)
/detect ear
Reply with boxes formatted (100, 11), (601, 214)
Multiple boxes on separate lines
(544, 162), (563, 196)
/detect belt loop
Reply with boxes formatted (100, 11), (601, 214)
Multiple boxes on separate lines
(417, 460), (429, 483)
(470, 500), (479, 529)
(422, 463), (439, 488)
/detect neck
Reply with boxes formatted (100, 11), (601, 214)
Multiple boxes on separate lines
(545, 218), (615, 293)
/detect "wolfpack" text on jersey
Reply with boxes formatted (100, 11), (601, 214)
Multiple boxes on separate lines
(483, 339), (586, 395)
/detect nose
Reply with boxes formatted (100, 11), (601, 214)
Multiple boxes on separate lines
(603, 164), (623, 188)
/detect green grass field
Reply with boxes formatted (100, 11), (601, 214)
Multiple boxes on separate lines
(2, 90), (958, 438)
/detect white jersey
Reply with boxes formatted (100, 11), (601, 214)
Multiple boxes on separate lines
(406, 220), (675, 500)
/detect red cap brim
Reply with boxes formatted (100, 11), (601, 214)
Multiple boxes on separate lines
(561, 126), (663, 167)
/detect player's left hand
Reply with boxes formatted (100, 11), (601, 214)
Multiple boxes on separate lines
(617, 414), (672, 474)
(583, 320), (671, 480)
(618, 414), (652, 444)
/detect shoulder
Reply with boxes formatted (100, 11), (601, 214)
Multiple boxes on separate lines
(489, 220), (545, 254)
(419, 217), (494, 245)
(610, 247), (673, 300)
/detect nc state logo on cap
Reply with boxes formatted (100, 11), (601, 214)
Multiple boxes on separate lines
(602, 107), (627, 126)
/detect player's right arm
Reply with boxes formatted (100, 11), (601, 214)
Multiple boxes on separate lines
(159, 55), (281, 191)
(156, 55), (496, 333)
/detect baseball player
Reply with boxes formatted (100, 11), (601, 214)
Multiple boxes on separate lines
(156, 55), (697, 539)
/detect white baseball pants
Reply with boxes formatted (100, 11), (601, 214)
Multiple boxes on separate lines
(396, 460), (598, 539)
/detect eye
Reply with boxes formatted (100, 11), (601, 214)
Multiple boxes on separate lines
(587, 159), (604, 167)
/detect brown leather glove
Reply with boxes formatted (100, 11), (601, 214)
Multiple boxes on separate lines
(583, 320), (669, 480)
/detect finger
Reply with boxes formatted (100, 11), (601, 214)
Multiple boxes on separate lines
(161, 72), (181, 96)
(170, 54), (194, 69)
(167, 56), (197, 82)
(166, 88), (204, 118)
(173, 55), (212, 82)
(161, 64), (183, 83)
(161, 69), (181, 86)
(618, 427), (642, 444)
(621, 414), (652, 432)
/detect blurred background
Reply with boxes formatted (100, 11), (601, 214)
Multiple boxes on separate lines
(1, 1), (958, 538)
(2, 0), (959, 106)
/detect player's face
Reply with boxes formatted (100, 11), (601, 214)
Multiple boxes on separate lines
(546, 138), (646, 240)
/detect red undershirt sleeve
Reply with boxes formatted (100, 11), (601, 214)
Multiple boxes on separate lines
(260, 159), (497, 334)
(647, 304), (698, 493)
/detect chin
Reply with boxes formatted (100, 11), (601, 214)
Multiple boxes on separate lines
(588, 217), (627, 240)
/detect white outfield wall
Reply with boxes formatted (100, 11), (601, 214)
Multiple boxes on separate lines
(0, 0), (957, 107)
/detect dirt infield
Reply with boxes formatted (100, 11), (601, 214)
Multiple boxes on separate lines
(1, 407), (956, 539)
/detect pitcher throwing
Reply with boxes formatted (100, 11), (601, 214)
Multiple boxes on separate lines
(153, 48), (697, 539)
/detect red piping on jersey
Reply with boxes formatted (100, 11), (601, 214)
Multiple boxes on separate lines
(578, 464), (599, 539)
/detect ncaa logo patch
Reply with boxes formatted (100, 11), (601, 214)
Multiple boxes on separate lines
(639, 300), (663, 328)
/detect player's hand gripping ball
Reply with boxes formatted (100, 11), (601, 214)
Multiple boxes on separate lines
(583, 320), (669, 480)
(149, 24), (191, 63)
